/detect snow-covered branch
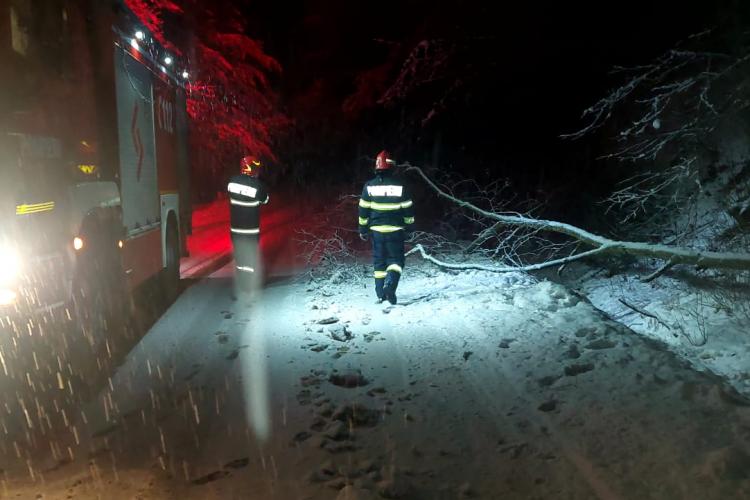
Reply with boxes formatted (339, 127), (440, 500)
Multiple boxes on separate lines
(406, 244), (607, 273)
(404, 163), (750, 271)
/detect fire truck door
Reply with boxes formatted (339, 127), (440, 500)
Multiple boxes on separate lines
(114, 48), (161, 287)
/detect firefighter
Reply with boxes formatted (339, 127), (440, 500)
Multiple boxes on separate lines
(228, 156), (269, 294)
(358, 150), (415, 305)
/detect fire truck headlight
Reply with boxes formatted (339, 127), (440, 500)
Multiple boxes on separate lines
(0, 246), (21, 287)
(0, 289), (16, 306)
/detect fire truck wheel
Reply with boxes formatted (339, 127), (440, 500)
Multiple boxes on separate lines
(162, 217), (180, 302)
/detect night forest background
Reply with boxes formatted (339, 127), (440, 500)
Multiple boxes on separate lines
(124, 0), (750, 240)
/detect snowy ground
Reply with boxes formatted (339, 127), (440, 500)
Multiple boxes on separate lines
(4, 260), (750, 499)
(565, 156), (750, 402)
(571, 265), (750, 400)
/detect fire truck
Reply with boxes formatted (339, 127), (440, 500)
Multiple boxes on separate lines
(0, 0), (191, 428)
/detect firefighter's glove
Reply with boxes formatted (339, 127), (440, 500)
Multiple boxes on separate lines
(359, 232), (369, 242)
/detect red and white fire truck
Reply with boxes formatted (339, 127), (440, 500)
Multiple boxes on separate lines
(109, 26), (191, 294)
(0, 1), (190, 398)
(1, 2), (190, 304)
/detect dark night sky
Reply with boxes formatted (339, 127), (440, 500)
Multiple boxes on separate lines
(241, 1), (743, 208)
(248, 1), (718, 121)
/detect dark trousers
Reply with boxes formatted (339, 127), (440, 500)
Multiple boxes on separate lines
(371, 231), (405, 298)
(232, 233), (261, 293)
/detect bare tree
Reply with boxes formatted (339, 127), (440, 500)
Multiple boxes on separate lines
(563, 30), (750, 242)
(563, 31), (750, 162)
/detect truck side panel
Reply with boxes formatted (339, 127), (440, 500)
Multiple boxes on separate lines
(175, 88), (191, 250)
(114, 47), (159, 236)
(154, 78), (178, 193)
(114, 46), (162, 287)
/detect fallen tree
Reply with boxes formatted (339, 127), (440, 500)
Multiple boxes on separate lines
(402, 163), (750, 272)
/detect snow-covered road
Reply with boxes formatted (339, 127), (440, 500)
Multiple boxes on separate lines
(5, 264), (750, 499)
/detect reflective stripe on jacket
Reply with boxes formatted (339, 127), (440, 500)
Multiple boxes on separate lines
(228, 174), (269, 232)
(358, 172), (414, 234)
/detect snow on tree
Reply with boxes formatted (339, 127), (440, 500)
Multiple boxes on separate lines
(125, 0), (288, 182)
(563, 28), (750, 246)
(124, 0), (182, 52)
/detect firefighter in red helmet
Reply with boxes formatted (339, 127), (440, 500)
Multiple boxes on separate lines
(228, 156), (269, 295)
(358, 150), (414, 305)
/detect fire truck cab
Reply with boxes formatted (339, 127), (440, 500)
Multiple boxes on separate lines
(0, 0), (191, 432)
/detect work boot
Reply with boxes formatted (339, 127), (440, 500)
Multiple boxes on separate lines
(383, 283), (397, 305)
(384, 271), (400, 305)
(375, 276), (386, 304)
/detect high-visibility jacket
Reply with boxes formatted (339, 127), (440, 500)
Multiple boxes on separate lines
(358, 172), (414, 234)
(227, 174), (269, 235)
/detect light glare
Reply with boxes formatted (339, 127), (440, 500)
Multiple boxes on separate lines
(73, 237), (84, 251)
(0, 289), (16, 306)
(0, 246), (21, 286)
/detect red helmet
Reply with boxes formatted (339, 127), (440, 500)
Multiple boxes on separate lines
(375, 150), (395, 171)
(240, 155), (261, 176)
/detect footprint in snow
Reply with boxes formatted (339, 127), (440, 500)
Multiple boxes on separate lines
(184, 366), (202, 381)
(538, 400), (558, 412)
(363, 331), (380, 343)
(224, 457), (250, 469)
(564, 363), (594, 376)
(585, 339), (617, 350)
(329, 370), (369, 388)
(537, 375), (560, 387)
(192, 470), (230, 485)
(498, 338), (516, 349)
(564, 344), (581, 359)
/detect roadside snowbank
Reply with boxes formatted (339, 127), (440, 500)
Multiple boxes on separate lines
(575, 268), (750, 399)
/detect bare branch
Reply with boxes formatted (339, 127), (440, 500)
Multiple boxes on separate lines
(640, 260), (675, 283)
(618, 298), (672, 330)
(563, 40), (750, 163)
